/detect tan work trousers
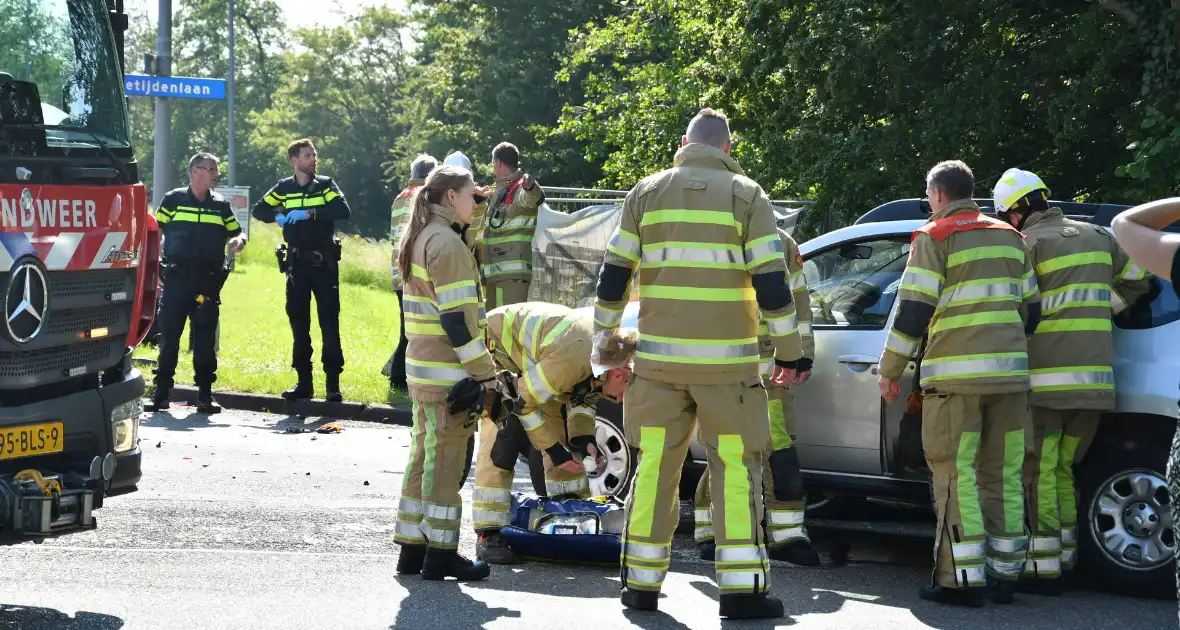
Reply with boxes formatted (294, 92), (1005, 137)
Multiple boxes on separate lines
(924, 391), (1029, 588)
(472, 399), (593, 533)
(695, 383), (807, 548)
(1022, 407), (1100, 577)
(622, 373), (771, 594)
(394, 396), (476, 550)
(484, 279), (530, 312)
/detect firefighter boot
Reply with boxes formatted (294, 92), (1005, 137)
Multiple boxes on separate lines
(282, 370), (313, 400)
(918, 585), (985, 608)
(396, 544), (427, 575)
(477, 532), (521, 565)
(769, 539), (821, 566)
(697, 540), (716, 561)
(420, 548), (490, 582)
(719, 594), (785, 620)
(196, 386), (221, 415)
(147, 385), (170, 412)
(620, 588), (659, 612)
(987, 577), (1016, 605)
(325, 373), (343, 403)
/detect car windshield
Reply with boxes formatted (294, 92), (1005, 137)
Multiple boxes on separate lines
(0, 0), (130, 148)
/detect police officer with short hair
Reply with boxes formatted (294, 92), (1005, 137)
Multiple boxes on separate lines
(253, 138), (352, 402)
(149, 152), (247, 414)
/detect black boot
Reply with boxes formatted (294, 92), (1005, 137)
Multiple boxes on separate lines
(420, 548), (490, 582)
(918, 585), (985, 607)
(147, 384), (170, 412)
(1015, 577), (1064, 597)
(325, 373), (343, 403)
(620, 588), (659, 611)
(196, 387), (221, 415)
(282, 370), (313, 400)
(987, 577), (1016, 605)
(719, 593), (785, 619)
(769, 539), (821, 566)
(477, 532), (521, 565)
(396, 544), (427, 575)
(697, 540), (716, 561)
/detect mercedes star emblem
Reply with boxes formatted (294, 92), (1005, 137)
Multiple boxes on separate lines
(5, 259), (48, 344)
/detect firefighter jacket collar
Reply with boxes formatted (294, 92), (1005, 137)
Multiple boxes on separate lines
(497, 170), (524, 188)
(407, 177), (425, 186)
(930, 198), (980, 220)
(672, 144), (745, 175)
(428, 202), (464, 232)
(1019, 207), (1065, 230)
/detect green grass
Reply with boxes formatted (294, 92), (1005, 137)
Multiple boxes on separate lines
(136, 223), (409, 406)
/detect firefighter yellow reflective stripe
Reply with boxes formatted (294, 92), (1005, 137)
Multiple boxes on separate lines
(495, 216), (537, 231)
(956, 431), (985, 537)
(900, 266), (944, 298)
(767, 525), (806, 544)
(1119, 259), (1147, 281)
(455, 338), (491, 365)
(1029, 367), (1114, 392)
(789, 270), (807, 292)
(402, 296), (439, 316)
(764, 312), (798, 336)
(405, 320), (446, 336)
(397, 497), (423, 516)
(947, 245), (1025, 268)
(768, 398), (791, 450)
(718, 435), (752, 538)
(435, 280), (480, 310)
(406, 359), (468, 386)
(521, 313), (543, 356)
(394, 520), (423, 542)
(1040, 284), (1111, 315)
(484, 234), (532, 245)
(628, 426), (666, 538)
(640, 209), (743, 237)
(952, 541), (986, 561)
(424, 502), (461, 521)
(937, 279), (1022, 310)
(922, 353), (1029, 382)
(422, 523), (460, 546)
(1036, 251), (1112, 275)
(472, 509), (511, 527)
(518, 409), (544, 431)
(1002, 432), (1025, 533)
(410, 264), (429, 281)
(798, 322), (813, 336)
(607, 229), (641, 263)
(484, 261), (530, 277)
(639, 285), (755, 302)
(1034, 318), (1112, 334)
(500, 310), (518, 364)
(989, 535), (1028, 554)
(1022, 269), (1039, 299)
(716, 545), (765, 563)
(473, 486), (512, 504)
(594, 303), (624, 329)
(744, 234), (785, 270)
(625, 540), (671, 562)
(930, 310), (1022, 334)
(523, 362), (558, 403)
(641, 242), (744, 269)
(886, 329), (920, 358)
(767, 509), (804, 526)
(1111, 290), (1128, 314)
(541, 316), (576, 347)
(636, 335), (760, 364)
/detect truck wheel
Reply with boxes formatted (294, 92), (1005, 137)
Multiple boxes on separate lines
(527, 399), (637, 499)
(1076, 416), (1175, 597)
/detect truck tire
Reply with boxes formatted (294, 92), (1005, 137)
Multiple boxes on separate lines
(1076, 414), (1175, 598)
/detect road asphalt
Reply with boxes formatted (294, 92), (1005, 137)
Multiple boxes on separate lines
(0, 406), (1173, 629)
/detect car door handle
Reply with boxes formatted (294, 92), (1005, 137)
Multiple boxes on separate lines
(837, 354), (879, 364)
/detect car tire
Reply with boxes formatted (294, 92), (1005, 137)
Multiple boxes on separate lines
(1076, 415), (1175, 598)
(527, 399), (637, 499)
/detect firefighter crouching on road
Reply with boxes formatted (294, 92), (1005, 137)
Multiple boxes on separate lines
(149, 152), (247, 414)
(878, 160), (1041, 607)
(482, 142), (544, 311)
(252, 138), (352, 403)
(992, 169), (1152, 594)
(391, 166), (497, 582)
(384, 153), (437, 390)
(593, 108), (804, 620)
(694, 223), (820, 566)
(471, 302), (636, 565)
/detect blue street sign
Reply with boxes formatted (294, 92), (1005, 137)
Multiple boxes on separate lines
(123, 74), (227, 100)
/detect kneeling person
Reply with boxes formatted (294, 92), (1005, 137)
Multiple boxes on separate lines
(473, 302), (636, 564)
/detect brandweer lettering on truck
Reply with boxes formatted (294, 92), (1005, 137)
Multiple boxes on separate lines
(0, 197), (98, 228)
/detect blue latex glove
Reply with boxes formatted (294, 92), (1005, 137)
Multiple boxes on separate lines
(286, 210), (311, 223)
(275, 213), (289, 227)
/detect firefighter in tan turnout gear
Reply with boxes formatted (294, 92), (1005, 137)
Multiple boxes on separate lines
(472, 302), (636, 564)
(392, 165), (497, 583)
(593, 108), (804, 620)
(482, 142), (545, 311)
(694, 225), (821, 567)
(878, 161), (1041, 607)
(992, 169), (1152, 594)
(384, 154), (436, 390)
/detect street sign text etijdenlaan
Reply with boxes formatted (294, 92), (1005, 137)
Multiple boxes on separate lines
(124, 74), (226, 100)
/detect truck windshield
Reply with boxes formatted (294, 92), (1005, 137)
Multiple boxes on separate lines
(0, 0), (130, 148)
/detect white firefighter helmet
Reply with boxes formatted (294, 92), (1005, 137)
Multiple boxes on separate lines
(992, 168), (1049, 215)
(591, 327), (638, 377)
(442, 151), (474, 174)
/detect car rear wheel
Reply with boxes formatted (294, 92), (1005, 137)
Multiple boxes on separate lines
(527, 400), (637, 499)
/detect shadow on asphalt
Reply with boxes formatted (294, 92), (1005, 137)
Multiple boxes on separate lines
(140, 410), (231, 433)
(391, 575), (520, 629)
(0, 604), (123, 629)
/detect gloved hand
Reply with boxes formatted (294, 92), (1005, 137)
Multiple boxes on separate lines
(446, 377), (484, 415)
(286, 210), (311, 223)
(275, 213), (290, 227)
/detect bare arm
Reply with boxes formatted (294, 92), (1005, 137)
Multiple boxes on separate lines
(1111, 198), (1180, 281)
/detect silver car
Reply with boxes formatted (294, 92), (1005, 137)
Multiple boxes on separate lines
(578, 198), (1179, 596)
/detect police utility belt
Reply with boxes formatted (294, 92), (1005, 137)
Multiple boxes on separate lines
(275, 238), (342, 273)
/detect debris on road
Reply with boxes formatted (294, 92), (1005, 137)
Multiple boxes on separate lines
(156, 441), (163, 448)
(283, 427), (309, 434)
(316, 422), (343, 434)
(363, 481), (370, 486)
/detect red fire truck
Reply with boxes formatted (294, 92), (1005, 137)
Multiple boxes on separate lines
(0, 0), (159, 541)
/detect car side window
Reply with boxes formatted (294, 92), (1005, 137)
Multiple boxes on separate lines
(1114, 277), (1180, 330)
(804, 237), (911, 328)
